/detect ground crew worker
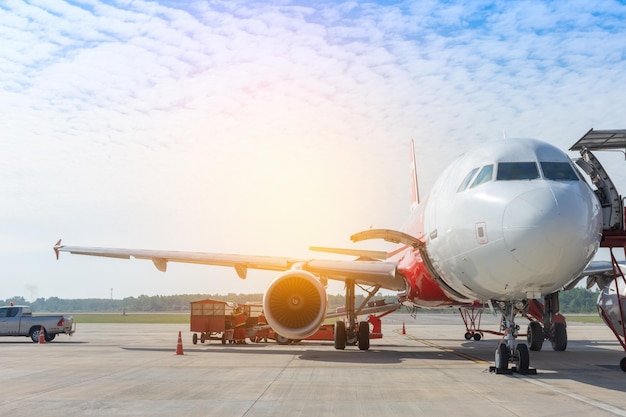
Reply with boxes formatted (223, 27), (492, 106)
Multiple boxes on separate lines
(255, 310), (269, 343)
(233, 307), (247, 344)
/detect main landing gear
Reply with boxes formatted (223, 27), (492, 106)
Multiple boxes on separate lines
(490, 301), (537, 375)
(333, 279), (376, 351)
(525, 293), (568, 352)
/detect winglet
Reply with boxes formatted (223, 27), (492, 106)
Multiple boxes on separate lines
(410, 139), (420, 207)
(53, 239), (62, 260)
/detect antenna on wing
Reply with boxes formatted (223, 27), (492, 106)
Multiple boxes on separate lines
(410, 139), (420, 207)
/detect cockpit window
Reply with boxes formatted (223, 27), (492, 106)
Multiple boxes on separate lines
(540, 162), (579, 181)
(457, 167), (479, 192)
(470, 164), (493, 188)
(496, 162), (539, 181)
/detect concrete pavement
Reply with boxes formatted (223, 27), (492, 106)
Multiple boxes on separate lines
(1, 313), (624, 416)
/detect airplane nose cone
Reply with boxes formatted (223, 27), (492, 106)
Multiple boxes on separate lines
(502, 186), (592, 274)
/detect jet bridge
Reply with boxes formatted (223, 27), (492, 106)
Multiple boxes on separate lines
(570, 128), (626, 372)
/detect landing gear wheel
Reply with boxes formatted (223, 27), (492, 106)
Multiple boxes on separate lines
(527, 321), (544, 351)
(464, 332), (472, 340)
(334, 321), (346, 350)
(620, 357), (626, 372)
(495, 343), (509, 372)
(551, 322), (567, 351)
(358, 321), (370, 351)
(473, 333), (482, 341)
(276, 334), (291, 345)
(515, 343), (530, 372)
(192, 333), (198, 345)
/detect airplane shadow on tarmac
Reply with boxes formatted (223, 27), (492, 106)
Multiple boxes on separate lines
(121, 333), (626, 393)
(122, 344), (477, 366)
(454, 340), (626, 394)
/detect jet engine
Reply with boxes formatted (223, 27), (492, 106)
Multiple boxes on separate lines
(262, 269), (327, 340)
(597, 279), (626, 337)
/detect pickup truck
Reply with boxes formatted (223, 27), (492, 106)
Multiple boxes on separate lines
(0, 305), (75, 342)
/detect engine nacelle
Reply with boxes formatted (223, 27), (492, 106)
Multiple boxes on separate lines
(263, 269), (327, 340)
(597, 279), (626, 337)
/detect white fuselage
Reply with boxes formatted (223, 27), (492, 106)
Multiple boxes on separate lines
(422, 138), (602, 302)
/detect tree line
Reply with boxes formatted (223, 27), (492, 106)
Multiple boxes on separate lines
(2, 287), (600, 314)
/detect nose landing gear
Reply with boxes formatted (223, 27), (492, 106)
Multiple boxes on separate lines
(490, 300), (537, 375)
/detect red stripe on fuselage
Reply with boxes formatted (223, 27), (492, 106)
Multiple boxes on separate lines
(396, 247), (456, 307)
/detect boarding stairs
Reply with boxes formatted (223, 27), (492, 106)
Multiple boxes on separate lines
(570, 129), (626, 368)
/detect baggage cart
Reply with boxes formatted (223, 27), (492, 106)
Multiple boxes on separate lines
(190, 299), (236, 344)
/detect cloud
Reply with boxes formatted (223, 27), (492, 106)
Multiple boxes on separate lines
(1, 0), (626, 298)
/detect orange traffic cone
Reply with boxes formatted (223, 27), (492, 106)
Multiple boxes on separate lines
(402, 322), (406, 335)
(38, 326), (45, 344)
(175, 331), (184, 355)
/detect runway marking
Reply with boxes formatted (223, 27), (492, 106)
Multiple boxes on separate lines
(517, 376), (626, 417)
(398, 330), (626, 416)
(399, 331), (489, 364)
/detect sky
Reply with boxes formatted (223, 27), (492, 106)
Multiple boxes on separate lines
(2, 0), (626, 301)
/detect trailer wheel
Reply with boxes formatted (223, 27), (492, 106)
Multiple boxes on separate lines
(45, 333), (55, 342)
(192, 333), (198, 345)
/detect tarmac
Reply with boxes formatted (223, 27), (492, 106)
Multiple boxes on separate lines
(1, 313), (625, 417)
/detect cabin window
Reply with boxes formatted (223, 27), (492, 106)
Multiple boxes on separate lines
(470, 164), (494, 188)
(457, 167), (479, 192)
(496, 162), (539, 180)
(540, 162), (579, 181)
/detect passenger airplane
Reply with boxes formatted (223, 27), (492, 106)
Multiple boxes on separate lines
(55, 135), (617, 373)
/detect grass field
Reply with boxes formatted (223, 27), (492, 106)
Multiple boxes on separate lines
(565, 314), (603, 324)
(71, 313), (190, 324)
(68, 313), (604, 324)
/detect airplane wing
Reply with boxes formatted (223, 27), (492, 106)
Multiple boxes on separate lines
(53, 240), (406, 291)
(565, 260), (626, 290)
